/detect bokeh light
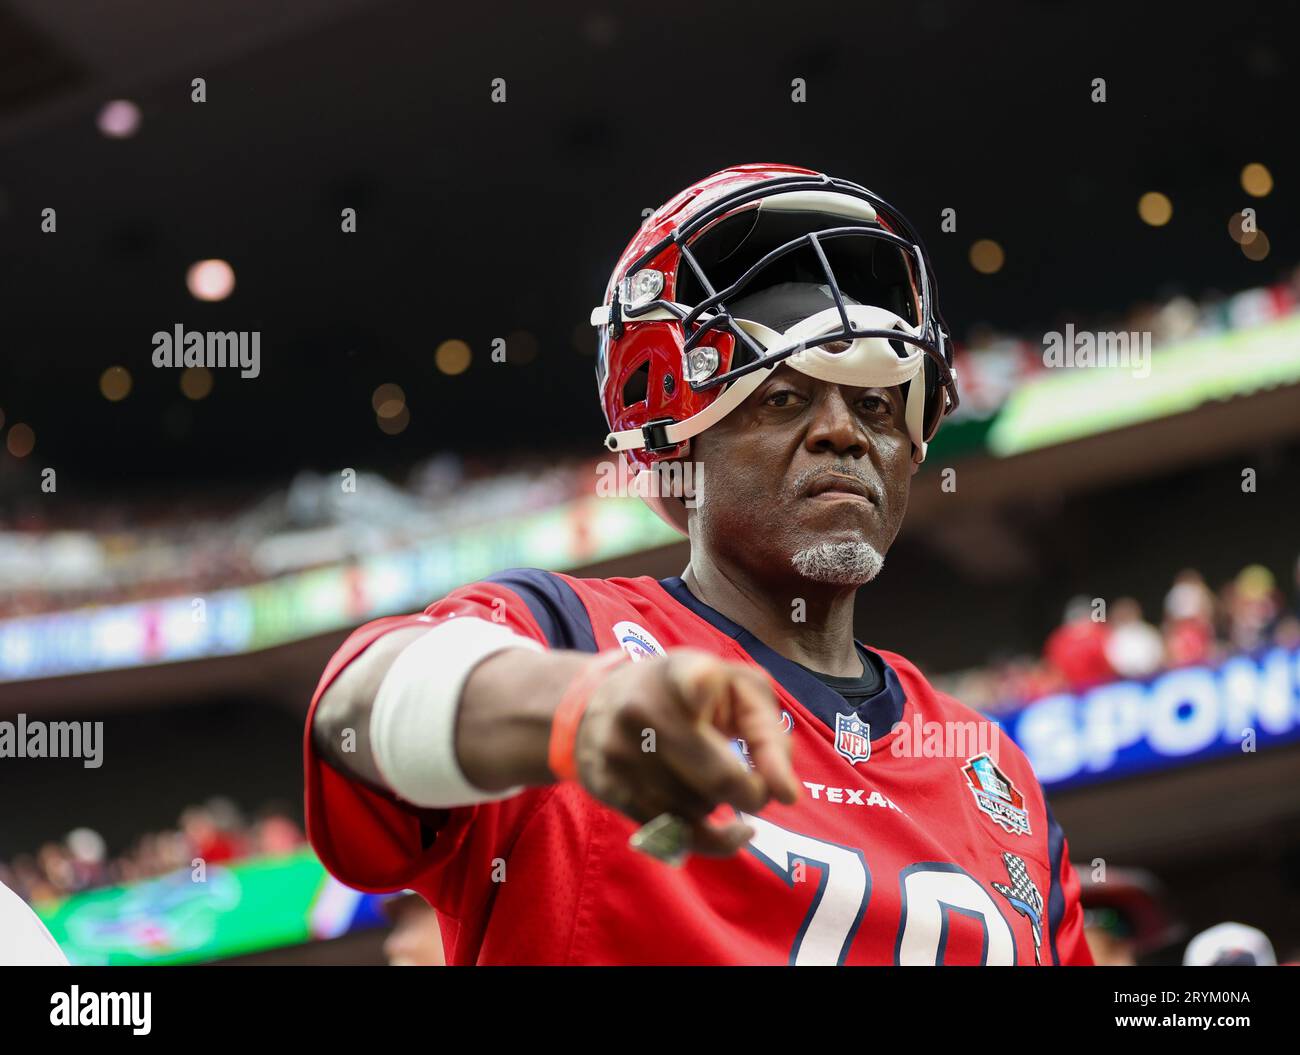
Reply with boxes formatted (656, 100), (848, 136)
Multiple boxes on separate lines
(435, 339), (471, 376)
(505, 330), (539, 365)
(1227, 212), (1259, 245)
(187, 259), (236, 302)
(181, 366), (214, 400)
(969, 239), (1005, 275)
(1138, 192), (1173, 226)
(372, 383), (406, 419)
(97, 100), (141, 139)
(1241, 163), (1273, 198)
(6, 423), (35, 458)
(100, 365), (132, 401)
(378, 405), (410, 435)
(1241, 230), (1271, 261)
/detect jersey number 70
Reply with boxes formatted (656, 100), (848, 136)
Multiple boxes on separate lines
(741, 812), (1019, 965)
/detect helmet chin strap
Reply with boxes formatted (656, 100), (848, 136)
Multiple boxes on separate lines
(604, 304), (929, 461)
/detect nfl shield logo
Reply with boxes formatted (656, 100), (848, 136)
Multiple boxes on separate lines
(834, 712), (872, 765)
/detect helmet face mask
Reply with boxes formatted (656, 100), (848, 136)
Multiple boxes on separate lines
(593, 165), (959, 533)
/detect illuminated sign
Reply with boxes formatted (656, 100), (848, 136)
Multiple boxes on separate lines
(0, 496), (678, 683)
(34, 849), (387, 966)
(1002, 645), (1300, 788)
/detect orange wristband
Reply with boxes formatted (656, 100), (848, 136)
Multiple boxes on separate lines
(548, 650), (628, 782)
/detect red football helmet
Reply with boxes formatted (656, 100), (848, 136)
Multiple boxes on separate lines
(592, 163), (959, 534)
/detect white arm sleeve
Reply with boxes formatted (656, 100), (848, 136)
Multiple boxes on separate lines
(369, 616), (545, 809)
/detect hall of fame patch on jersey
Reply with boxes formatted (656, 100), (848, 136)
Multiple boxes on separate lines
(612, 621), (665, 662)
(962, 753), (1032, 836)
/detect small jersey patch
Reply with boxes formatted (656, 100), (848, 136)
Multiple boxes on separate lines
(991, 852), (1045, 964)
(962, 753), (1032, 836)
(612, 620), (666, 662)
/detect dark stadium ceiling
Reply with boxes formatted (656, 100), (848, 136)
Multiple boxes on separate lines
(0, 0), (1296, 494)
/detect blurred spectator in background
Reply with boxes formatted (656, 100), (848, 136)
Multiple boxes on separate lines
(1183, 921), (1277, 966)
(381, 891), (445, 966)
(927, 557), (1300, 714)
(1044, 596), (1114, 691)
(1274, 614), (1300, 650)
(1223, 564), (1283, 653)
(36, 842), (76, 898)
(1162, 569), (1216, 668)
(1077, 866), (1183, 966)
(180, 800), (246, 865)
(64, 828), (108, 890)
(1104, 598), (1165, 680)
(994, 654), (1063, 708)
(254, 803), (305, 855)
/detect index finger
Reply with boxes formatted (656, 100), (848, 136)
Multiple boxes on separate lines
(722, 668), (800, 805)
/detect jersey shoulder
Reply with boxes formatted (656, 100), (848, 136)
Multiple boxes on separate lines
(474, 568), (661, 606)
(452, 567), (601, 651)
(553, 572), (671, 604)
(458, 569), (682, 654)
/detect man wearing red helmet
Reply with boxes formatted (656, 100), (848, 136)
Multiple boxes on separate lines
(304, 164), (1092, 965)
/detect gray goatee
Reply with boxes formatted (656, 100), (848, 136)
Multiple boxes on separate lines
(790, 540), (885, 585)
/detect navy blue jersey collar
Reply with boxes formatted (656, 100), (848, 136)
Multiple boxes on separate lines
(658, 575), (906, 740)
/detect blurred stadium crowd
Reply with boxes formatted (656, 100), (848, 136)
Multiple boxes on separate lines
(0, 456), (586, 620)
(938, 560), (1300, 715)
(0, 797), (304, 904)
(1, 271), (1295, 619)
(947, 266), (1298, 419)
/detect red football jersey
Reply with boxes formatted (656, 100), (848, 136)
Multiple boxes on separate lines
(304, 570), (1093, 966)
